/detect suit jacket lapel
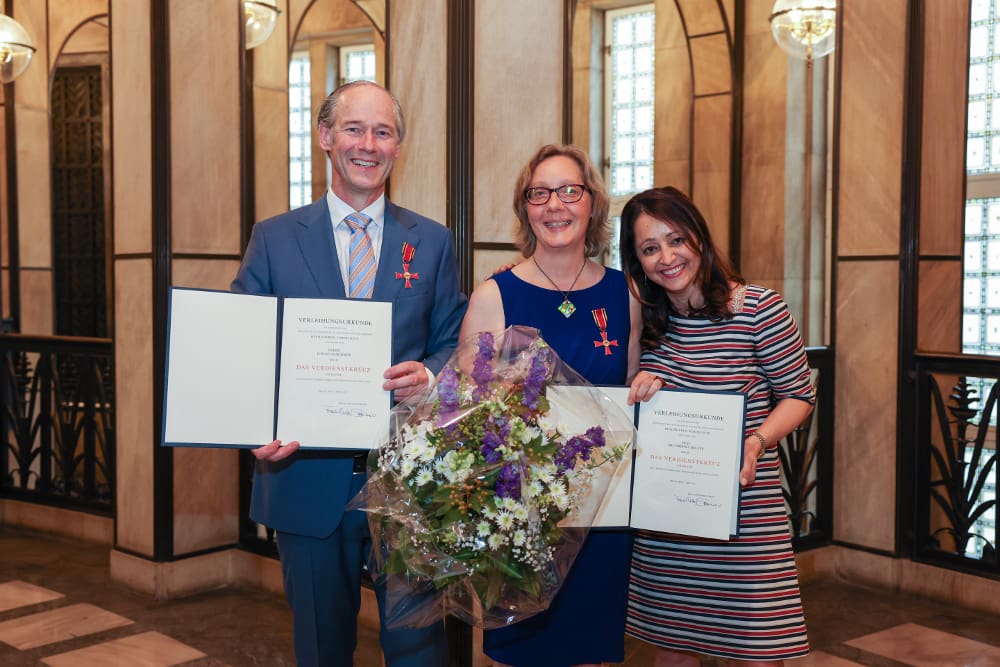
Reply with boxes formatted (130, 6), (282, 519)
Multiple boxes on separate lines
(373, 201), (418, 302)
(297, 198), (346, 298)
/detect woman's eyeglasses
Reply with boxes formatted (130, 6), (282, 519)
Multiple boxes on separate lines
(523, 184), (589, 206)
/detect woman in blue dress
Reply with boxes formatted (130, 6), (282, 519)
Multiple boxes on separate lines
(459, 143), (641, 667)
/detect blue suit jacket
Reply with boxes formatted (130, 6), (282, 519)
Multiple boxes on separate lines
(231, 197), (467, 537)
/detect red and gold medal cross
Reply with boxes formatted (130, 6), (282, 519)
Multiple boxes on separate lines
(592, 308), (618, 356)
(395, 242), (420, 288)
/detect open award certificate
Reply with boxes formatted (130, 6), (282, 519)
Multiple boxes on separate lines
(630, 389), (746, 540)
(161, 287), (392, 450)
(547, 385), (745, 540)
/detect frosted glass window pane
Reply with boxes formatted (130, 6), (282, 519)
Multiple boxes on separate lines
(989, 239), (1000, 269)
(635, 136), (651, 161)
(617, 109), (633, 133)
(615, 168), (631, 193)
(993, 99), (1000, 129)
(615, 20), (633, 45)
(991, 136), (1000, 165)
(617, 50), (633, 75)
(965, 314), (982, 344)
(990, 203), (1000, 233)
(968, 204), (984, 234)
(635, 15), (653, 42)
(616, 79), (634, 103)
(969, 138), (986, 169)
(971, 64), (988, 95)
(970, 100), (987, 131)
(635, 166), (652, 190)
(635, 107), (652, 132)
(616, 137), (633, 161)
(290, 115), (302, 133)
(968, 241), (984, 271)
(993, 61), (1000, 92)
(635, 46), (653, 72)
(973, 26), (990, 57)
(635, 75), (653, 102)
(967, 278), (983, 308)
(989, 277), (1000, 307)
(973, 0), (990, 21)
(987, 315), (1000, 343)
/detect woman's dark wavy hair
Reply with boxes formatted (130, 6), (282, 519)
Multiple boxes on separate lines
(619, 186), (744, 349)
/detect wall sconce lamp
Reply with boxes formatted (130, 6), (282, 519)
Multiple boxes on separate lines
(769, 0), (837, 61)
(0, 14), (36, 84)
(244, 0), (281, 50)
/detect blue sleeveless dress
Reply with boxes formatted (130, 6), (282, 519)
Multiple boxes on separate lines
(483, 267), (633, 667)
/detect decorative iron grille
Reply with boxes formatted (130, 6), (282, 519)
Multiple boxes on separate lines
(0, 335), (114, 514)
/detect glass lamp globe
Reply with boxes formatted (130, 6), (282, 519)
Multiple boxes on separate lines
(769, 0), (837, 61)
(244, 0), (281, 50)
(0, 14), (37, 84)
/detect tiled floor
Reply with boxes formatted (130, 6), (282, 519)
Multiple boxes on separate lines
(1, 525), (998, 666)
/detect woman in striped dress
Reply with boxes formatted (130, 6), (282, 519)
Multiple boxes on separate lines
(621, 186), (814, 666)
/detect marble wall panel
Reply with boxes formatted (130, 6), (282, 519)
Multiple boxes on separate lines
(654, 160), (689, 193)
(472, 249), (526, 292)
(48, 0), (107, 63)
(171, 258), (243, 291)
(173, 447), (239, 555)
(676, 0), (725, 35)
(12, 2), (46, 109)
(60, 20), (108, 55)
(919, 0), (967, 258)
(114, 259), (155, 556)
(15, 109), (51, 270)
(0, 499), (113, 545)
(389, 0), (447, 225)
(742, 30), (786, 159)
(744, 0), (774, 33)
(690, 34), (730, 97)
(253, 0), (289, 86)
(169, 0), (241, 256)
(834, 261), (899, 552)
(18, 269), (53, 334)
(111, 0), (152, 256)
(655, 45), (692, 169)
(837, 0), (906, 256)
(657, 0), (686, 48)
(917, 260), (962, 353)
(690, 170), (730, 258)
(740, 152), (785, 283)
(473, 0), (561, 244)
(254, 86), (291, 222)
(693, 94), (730, 174)
(1, 107), (6, 269)
(570, 3), (597, 152)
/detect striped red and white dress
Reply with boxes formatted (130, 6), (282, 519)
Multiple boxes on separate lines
(626, 284), (814, 661)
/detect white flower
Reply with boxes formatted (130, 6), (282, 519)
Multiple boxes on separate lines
(512, 529), (527, 547)
(399, 458), (416, 478)
(495, 511), (515, 532)
(487, 533), (505, 550)
(414, 468), (434, 487)
(477, 521), (491, 537)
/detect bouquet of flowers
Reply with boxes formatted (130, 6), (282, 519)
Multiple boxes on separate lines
(350, 325), (634, 629)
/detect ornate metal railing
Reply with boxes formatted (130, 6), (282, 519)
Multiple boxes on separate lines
(915, 353), (998, 576)
(782, 347), (834, 551)
(0, 334), (114, 514)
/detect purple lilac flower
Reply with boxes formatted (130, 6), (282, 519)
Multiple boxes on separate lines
(496, 463), (522, 500)
(554, 427), (606, 472)
(472, 332), (494, 400)
(521, 349), (551, 410)
(480, 415), (511, 464)
(437, 366), (460, 413)
(481, 430), (504, 464)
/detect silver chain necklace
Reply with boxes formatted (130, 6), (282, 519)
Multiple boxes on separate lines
(532, 256), (587, 318)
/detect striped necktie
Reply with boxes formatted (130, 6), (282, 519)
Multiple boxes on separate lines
(345, 212), (376, 298)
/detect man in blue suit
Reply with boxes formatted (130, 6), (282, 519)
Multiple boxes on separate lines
(232, 80), (466, 666)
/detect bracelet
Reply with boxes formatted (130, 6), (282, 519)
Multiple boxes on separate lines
(750, 431), (768, 460)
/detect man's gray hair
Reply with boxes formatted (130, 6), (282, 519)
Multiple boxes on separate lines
(316, 80), (406, 142)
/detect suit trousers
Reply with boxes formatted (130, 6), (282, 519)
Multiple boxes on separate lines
(276, 473), (447, 667)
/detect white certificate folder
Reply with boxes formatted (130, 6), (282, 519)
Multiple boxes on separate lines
(551, 386), (746, 540)
(162, 287), (393, 450)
